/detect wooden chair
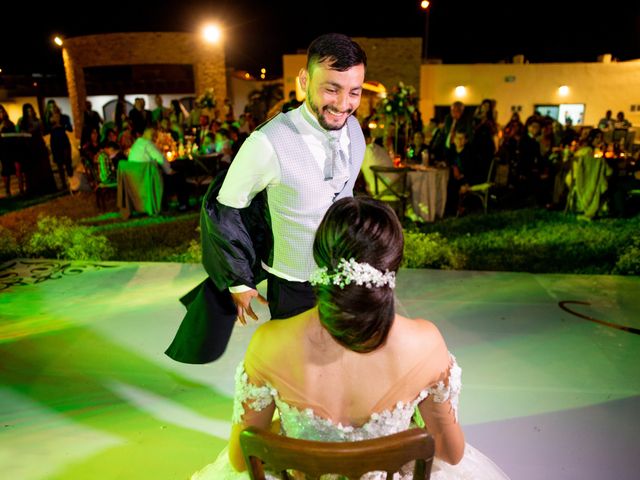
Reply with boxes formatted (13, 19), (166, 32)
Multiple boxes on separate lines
(185, 153), (223, 200)
(81, 156), (117, 210)
(458, 157), (497, 215)
(369, 165), (411, 222)
(240, 426), (435, 480)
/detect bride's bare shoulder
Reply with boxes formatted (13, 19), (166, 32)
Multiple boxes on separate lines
(392, 315), (447, 351)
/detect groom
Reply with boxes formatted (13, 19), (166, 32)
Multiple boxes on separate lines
(165, 33), (368, 363)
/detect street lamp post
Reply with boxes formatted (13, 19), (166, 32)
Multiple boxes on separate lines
(420, 1), (430, 61)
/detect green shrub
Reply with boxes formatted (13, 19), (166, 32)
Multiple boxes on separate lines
(25, 216), (114, 261)
(166, 239), (202, 264)
(99, 215), (199, 261)
(614, 239), (640, 275)
(402, 231), (464, 269)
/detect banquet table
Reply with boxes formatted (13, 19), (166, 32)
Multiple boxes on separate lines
(407, 166), (450, 222)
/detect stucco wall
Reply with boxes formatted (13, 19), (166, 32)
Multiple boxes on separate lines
(419, 60), (640, 127)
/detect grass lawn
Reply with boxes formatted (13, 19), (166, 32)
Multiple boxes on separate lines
(1, 190), (638, 275)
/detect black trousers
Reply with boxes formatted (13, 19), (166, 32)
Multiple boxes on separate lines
(266, 272), (316, 320)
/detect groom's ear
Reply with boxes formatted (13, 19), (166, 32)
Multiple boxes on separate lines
(298, 68), (308, 91)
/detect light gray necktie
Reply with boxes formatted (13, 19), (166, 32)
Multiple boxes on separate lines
(325, 130), (345, 181)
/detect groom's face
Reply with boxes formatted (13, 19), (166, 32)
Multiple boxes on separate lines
(300, 59), (365, 131)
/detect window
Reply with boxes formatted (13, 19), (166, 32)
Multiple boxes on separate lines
(558, 104), (585, 126)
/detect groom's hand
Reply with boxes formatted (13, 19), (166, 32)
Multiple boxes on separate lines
(231, 289), (268, 325)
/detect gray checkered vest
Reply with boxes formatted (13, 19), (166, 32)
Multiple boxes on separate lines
(259, 112), (365, 280)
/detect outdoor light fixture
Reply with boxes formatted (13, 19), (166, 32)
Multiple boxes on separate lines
(53, 36), (63, 47)
(454, 85), (467, 98)
(420, 0), (431, 60)
(202, 24), (221, 43)
(559, 85), (569, 96)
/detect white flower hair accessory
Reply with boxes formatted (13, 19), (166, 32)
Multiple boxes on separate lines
(309, 258), (396, 289)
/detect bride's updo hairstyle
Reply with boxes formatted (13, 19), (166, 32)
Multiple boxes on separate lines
(312, 197), (404, 353)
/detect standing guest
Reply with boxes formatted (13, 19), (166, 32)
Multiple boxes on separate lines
(0, 104), (23, 197)
(502, 111), (524, 143)
(48, 108), (74, 189)
(17, 103), (57, 196)
(42, 99), (59, 134)
(166, 32), (368, 364)
(470, 99), (498, 182)
(432, 101), (472, 163)
(151, 94), (169, 126)
(114, 95), (128, 133)
(613, 111), (631, 129)
(82, 100), (103, 146)
(129, 98), (152, 137)
(597, 109), (614, 131)
(190, 196), (510, 479)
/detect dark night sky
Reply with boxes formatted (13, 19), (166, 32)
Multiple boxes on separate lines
(1, 0), (639, 78)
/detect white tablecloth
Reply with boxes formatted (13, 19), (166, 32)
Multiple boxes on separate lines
(407, 167), (449, 222)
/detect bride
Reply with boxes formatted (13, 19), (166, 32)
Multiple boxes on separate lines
(192, 197), (509, 479)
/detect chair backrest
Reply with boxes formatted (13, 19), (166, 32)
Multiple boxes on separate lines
(81, 156), (100, 190)
(240, 426), (435, 480)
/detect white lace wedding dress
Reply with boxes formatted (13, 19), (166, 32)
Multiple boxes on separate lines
(191, 357), (509, 480)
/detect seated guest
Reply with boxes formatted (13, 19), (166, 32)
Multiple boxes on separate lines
(609, 163), (640, 218)
(199, 132), (216, 155)
(190, 196), (510, 479)
(360, 128), (394, 195)
(100, 141), (127, 182)
(100, 126), (119, 149)
(567, 128), (612, 220)
(445, 130), (474, 215)
(405, 130), (429, 165)
(128, 127), (190, 211)
(118, 119), (135, 156)
(81, 127), (102, 163)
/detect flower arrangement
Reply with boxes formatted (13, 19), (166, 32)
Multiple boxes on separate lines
(196, 87), (217, 109)
(378, 82), (419, 154)
(380, 82), (418, 120)
(155, 131), (177, 159)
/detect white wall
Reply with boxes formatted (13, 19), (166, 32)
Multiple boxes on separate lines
(419, 60), (640, 128)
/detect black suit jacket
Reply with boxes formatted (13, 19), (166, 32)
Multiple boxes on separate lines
(165, 171), (270, 364)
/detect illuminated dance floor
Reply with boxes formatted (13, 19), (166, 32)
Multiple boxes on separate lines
(1, 259), (639, 479)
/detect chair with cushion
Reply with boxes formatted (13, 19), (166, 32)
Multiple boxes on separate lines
(369, 165), (411, 222)
(239, 426), (435, 480)
(116, 160), (164, 219)
(457, 156), (497, 216)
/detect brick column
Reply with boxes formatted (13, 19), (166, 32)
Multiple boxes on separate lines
(62, 47), (86, 142)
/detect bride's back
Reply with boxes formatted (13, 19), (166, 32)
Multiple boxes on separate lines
(244, 308), (451, 427)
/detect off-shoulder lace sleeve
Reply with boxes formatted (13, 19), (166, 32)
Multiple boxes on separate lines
(231, 361), (276, 424)
(415, 353), (462, 422)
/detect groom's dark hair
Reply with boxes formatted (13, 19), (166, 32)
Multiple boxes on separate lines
(306, 33), (367, 73)
(313, 196), (403, 353)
